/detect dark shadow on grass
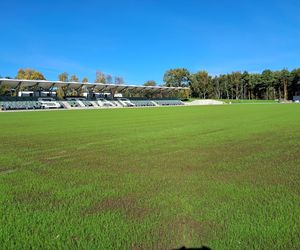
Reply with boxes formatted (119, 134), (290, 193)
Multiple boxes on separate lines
(173, 246), (211, 250)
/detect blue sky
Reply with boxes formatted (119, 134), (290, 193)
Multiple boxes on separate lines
(1, 0), (299, 84)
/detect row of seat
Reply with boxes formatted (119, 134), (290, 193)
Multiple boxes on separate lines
(0, 101), (42, 110)
(66, 101), (81, 108)
(0, 97), (40, 101)
(72, 99), (184, 107)
(82, 101), (94, 107)
(0, 99), (184, 110)
(154, 100), (184, 106)
(130, 100), (156, 107)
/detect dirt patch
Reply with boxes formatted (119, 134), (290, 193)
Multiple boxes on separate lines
(0, 169), (17, 175)
(13, 190), (51, 203)
(83, 196), (150, 220)
(166, 216), (210, 241)
(132, 217), (217, 250)
(161, 217), (218, 249)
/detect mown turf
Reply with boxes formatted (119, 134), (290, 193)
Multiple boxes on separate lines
(221, 99), (278, 104)
(0, 105), (300, 249)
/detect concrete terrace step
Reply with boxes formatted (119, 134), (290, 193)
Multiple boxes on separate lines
(61, 101), (72, 109)
(151, 101), (159, 106)
(77, 100), (86, 107)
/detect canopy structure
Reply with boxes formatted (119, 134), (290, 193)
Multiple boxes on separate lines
(0, 79), (189, 96)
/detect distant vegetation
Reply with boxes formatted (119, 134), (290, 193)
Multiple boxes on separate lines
(143, 80), (157, 86)
(2, 67), (300, 100)
(163, 68), (300, 100)
(4, 69), (125, 85)
(15, 69), (46, 80)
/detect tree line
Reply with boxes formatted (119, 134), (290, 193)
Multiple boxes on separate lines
(163, 68), (300, 100)
(0, 69), (125, 85)
(2, 67), (300, 99)
(1, 68), (157, 88)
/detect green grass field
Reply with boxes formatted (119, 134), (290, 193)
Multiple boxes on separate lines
(183, 98), (278, 104)
(221, 99), (278, 104)
(1, 105), (300, 249)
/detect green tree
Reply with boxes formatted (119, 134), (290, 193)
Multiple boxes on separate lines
(218, 74), (230, 99)
(290, 68), (300, 97)
(250, 73), (263, 99)
(261, 70), (276, 99)
(241, 71), (250, 99)
(189, 71), (209, 98)
(82, 77), (89, 83)
(70, 74), (79, 82)
(227, 72), (242, 99)
(163, 68), (190, 87)
(58, 72), (69, 82)
(279, 69), (290, 100)
(144, 80), (157, 86)
(190, 71), (211, 98)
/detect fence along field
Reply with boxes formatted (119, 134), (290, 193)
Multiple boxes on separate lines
(0, 104), (300, 249)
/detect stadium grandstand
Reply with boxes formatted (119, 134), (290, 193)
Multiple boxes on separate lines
(0, 79), (189, 111)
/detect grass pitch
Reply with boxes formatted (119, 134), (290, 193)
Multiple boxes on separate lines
(0, 105), (300, 249)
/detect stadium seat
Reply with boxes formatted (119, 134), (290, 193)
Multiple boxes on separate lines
(129, 100), (155, 107)
(153, 99), (184, 106)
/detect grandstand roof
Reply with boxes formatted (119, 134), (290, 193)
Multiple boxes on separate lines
(0, 79), (189, 94)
